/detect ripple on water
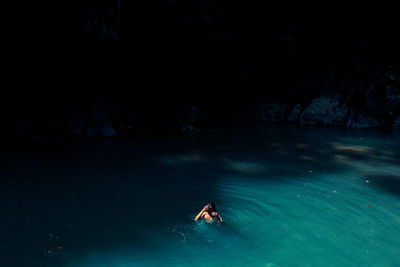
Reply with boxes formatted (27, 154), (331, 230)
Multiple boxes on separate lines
(2, 127), (400, 267)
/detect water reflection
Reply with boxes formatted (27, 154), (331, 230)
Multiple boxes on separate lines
(299, 155), (313, 161)
(224, 160), (267, 174)
(332, 144), (372, 153)
(161, 152), (205, 165)
(296, 143), (309, 149)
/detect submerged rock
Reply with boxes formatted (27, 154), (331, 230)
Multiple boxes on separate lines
(300, 94), (348, 126)
(347, 114), (381, 128)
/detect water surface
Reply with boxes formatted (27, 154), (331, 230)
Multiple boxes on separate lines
(1, 125), (400, 266)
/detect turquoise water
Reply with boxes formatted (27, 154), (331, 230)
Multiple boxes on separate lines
(1, 125), (400, 266)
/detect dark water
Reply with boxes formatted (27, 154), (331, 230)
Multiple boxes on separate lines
(1, 125), (400, 266)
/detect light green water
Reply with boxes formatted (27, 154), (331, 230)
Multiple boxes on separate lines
(1, 125), (400, 266)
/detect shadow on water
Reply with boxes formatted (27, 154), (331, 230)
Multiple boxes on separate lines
(198, 125), (400, 184)
(362, 173), (400, 197)
(0, 140), (226, 267)
(0, 173), (156, 266)
(1, 124), (400, 266)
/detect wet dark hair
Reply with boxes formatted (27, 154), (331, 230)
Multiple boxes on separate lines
(209, 202), (216, 211)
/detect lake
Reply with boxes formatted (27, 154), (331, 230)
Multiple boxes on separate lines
(1, 124), (400, 266)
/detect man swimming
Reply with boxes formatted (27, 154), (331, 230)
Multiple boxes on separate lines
(195, 202), (223, 223)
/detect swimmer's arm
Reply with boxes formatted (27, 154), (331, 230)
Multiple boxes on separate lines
(218, 215), (223, 223)
(194, 210), (204, 221)
(195, 208), (206, 221)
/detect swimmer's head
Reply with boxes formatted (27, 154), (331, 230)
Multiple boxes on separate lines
(209, 202), (216, 211)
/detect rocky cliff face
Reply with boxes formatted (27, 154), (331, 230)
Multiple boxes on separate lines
(299, 94), (348, 127)
(245, 63), (400, 129)
(7, 1), (400, 139)
(10, 62), (400, 139)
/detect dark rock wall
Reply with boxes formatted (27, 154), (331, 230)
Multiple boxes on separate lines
(8, 0), (400, 139)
